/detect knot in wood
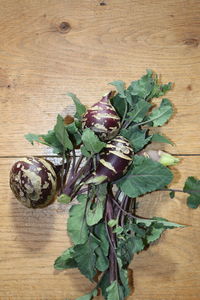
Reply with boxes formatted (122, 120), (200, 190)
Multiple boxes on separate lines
(183, 38), (199, 48)
(58, 22), (71, 34)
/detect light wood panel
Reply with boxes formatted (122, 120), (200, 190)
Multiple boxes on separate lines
(0, 0), (200, 155)
(1, 156), (200, 300)
(0, 0), (200, 299)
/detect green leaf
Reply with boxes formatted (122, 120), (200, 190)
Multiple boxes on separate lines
(95, 247), (109, 272)
(187, 195), (200, 209)
(128, 70), (172, 103)
(99, 271), (110, 299)
(41, 130), (63, 154)
(86, 199), (104, 226)
(25, 133), (47, 145)
(57, 194), (71, 204)
(54, 114), (73, 150)
(121, 127), (151, 152)
(73, 234), (99, 281)
(75, 289), (97, 300)
(132, 236), (145, 253)
(169, 190), (175, 199)
(94, 222), (109, 257)
(66, 122), (82, 145)
(81, 145), (91, 157)
(158, 82), (173, 97)
(109, 80), (126, 98)
(117, 155), (173, 198)
(128, 70), (154, 101)
(183, 176), (200, 209)
(127, 100), (151, 122)
(117, 258), (131, 298)
(113, 226), (123, 234)
(151, 133), (174, 145)
(106, 281), (124, 300)
(82, 128), (106, 154)
(86, 183), (107, 226)
(147, 98), (173, 127)
(54, 247), (77, 270)
(111, 94), (127, 117)
(25, 130), (66, 154)
(117, 237), (133, 266)
(146, 226), (165, 243)
(67, 92), (86, 120)
(67, 194), (89, 245)
(135, 216), (185, 229)
(108, 219), (118, 227)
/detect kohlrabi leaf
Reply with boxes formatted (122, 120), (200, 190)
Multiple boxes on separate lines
(73, 234), (99, 281)
(130, 236), (145, 254)
(57, 194), (71, 204)
(183, 176), (200, 209)
(94, 222), (109, 257)
(117, 216), (183, 267)
(95, 247), (109, 272)
(106, 280), (124, 300)
(135, 217), (185, 228)
(151, 133), (174, 145)
(111, 94), (127, 118)
(121, 127), (151, 152)
(109, 80), (126, 98)
(127, 100), (151, 122)
(75, 289), (97, 300)
(25, 133), (47, 145)
(113, 226), (124, 234)
(136, 217), (184, 244)
(117, 155), (173, 197)
(82, 128), (106, 154)
(25, 130), (65, 154)
(127, 70), (172, 104)
(67, 194), (89, 245)
(147, 98), (173, 127)
(108, 219), (118, 227)
(81, 145), (91, 157)
(54, 114), (73, 150)
(41, 130), (65, 154)
(86, 183), (107, 226)
(98, 271), (110, 299)
(117, 258), (130, 298)
(66, 121), (82, 145)
(169, 190), (175, 199)
(146, 226), (166, 243)
(67, 92), (86, 120)
(128, 70), (155, 102)
(117, 234), (144, 268)
(54, 247), (77, 270)
(157, 82), (172, 97)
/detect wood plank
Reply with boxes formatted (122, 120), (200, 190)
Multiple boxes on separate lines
(1, 0), (200, 299)
(0, 0), (200, 156)
(1, 156), (200, 299)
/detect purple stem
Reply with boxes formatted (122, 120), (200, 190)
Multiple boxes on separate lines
(74, 154), (84, 173)
(70, 149), (76, 177)
(76, 187), (89, 196)
(62, 157), (92, 197)
(105, 189), (118, 283)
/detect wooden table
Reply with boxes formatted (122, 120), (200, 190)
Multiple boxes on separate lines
(0, 0), (200, 299)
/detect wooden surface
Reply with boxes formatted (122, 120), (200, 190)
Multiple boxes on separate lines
(0, 0), (200, 299)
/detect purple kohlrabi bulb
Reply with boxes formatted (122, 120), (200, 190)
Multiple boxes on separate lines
(83, 92), (121, 141)
(95, 135), (133, 182)
(10, 157), (57, 208)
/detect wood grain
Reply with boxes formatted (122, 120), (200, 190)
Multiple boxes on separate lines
(1, 156), (200, 300)
(0, 0), (200, 155)
(0, 0), (200, 299)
